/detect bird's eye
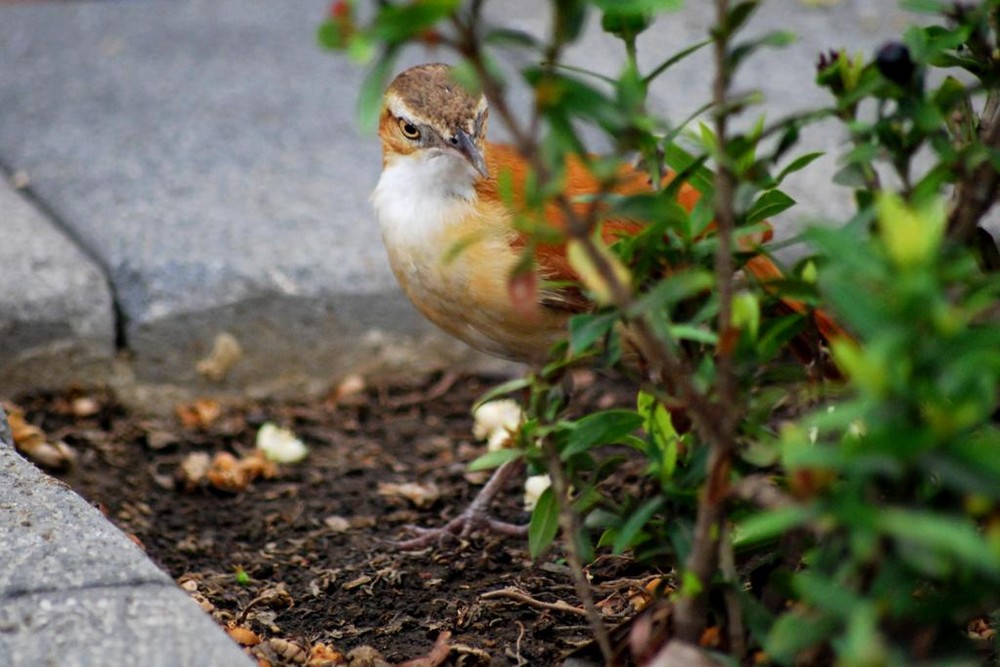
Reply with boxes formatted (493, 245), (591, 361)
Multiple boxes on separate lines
(398, 119), (420, 140)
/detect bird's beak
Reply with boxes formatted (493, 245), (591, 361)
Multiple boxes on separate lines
(455, 130), (489, 179)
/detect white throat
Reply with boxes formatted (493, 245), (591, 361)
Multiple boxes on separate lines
(371, 151), (479, 249)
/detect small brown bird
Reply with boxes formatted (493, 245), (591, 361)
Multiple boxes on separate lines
(372, 63), (837, 547)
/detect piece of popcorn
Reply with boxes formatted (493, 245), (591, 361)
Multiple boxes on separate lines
(256, 422), (309, 463)
(472, 399), (523, 445)
(523, 474), (552, 511)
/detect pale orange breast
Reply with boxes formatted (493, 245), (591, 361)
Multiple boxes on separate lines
(383, 198), (570, 363)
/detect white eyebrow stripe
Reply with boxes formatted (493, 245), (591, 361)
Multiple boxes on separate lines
(384, 94), (414, 121)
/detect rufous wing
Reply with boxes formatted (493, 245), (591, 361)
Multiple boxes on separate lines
(481, 142), (846, 345)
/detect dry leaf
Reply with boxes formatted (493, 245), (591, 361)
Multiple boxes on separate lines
(344, 645), (390, 667)
(178, 452), (212, 488)
(306, 642), (344, 667)
(175, 398), (222, 429)
(396, 631), (452, 667)
(4, 402), (76, 470)
(377, 481), (441, 508)
(257, 422), (309, 463)
(205, 452), (249, 492)
(70, 396), (100, 418)
(227, 623), (262, 646)
(323, 515), (351, 533)
(268, 638), (308, 664)
(242, 449), (279, 480)
(335, 374), (366, 400)
(179, 449), (275, 492)
(196, 332), (243, 382)
(145, 428), (179, 451)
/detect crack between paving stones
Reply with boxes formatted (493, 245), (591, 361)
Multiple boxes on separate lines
(0, 578), (176, 603)
(0, 162), (130, 352)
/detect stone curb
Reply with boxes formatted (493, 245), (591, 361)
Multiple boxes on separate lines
(0, 408), (253, 667)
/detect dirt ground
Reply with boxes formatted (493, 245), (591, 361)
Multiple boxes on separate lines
(13, 371), (657, 666)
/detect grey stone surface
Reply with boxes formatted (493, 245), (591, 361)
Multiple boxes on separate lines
(0, 178), (116, 394)
(483, 0), (920, 235)
(0, 437), (167, 597)
(0, 0), (491, 402)
(0, 408), (252, 666)
(0, 0), (922, 401)
(0, 585), (253, 667)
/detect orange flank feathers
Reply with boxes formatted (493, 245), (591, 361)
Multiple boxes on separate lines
(480, 141), (843, 345)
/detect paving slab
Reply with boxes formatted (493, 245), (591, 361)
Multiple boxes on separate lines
(0, 178), (116, 395)
(0, 408), (252, 667)
(0, 0), (491, 405)
(0, 0), (924, 403)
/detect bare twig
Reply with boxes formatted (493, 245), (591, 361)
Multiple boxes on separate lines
(539, 433), (614, 657)
(674, 0), (742, 645)
(480, 586), (589, 617)
(449, 3), (752, 656)
(719, 525), (745, 658)
(947, 88), (1000, 242)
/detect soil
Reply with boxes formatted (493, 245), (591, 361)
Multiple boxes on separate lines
(13, 371), (656, 667)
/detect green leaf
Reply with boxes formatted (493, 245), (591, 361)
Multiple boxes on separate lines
(612, 497), (665, 553)
(485, 28), (539, 49)
(646, 39), (712, 84)
(664, 141), (714, 194)
(638, 391), (679, 480)
(472, 377), (532, 411)
(628, 270), (715, 316)
(356, 50), (397, 133)
(776, 151), (824, 185)
(528, 487), (560, 558)
(875, 508), (1000, 575)
(795, 570), (865, 617)
(317, 20), (350, 51)
(563, 410), (644, 459)
(746, 189), (795, 225)
(569, 311), (618, 354)
(468, 447), (523, 473)
(721, 0), (760, 37)
(766, 609), (838, 664)
(669, 324), (718, 344)
(593, 0), (682, 15)
(733, 506), (812, 549)
(370, 0), (460, 44)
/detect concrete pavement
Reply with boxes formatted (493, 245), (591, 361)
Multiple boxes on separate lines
(0, 406), (253, 666)
(0, 1), (919, 664)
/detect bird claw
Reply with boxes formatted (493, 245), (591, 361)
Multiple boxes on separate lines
(393, 510), (527, 551)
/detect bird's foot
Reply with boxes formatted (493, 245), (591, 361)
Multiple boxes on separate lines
(393, 508), (527, 551)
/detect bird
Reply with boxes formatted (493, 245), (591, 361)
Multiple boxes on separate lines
(371, 63), (839, 548)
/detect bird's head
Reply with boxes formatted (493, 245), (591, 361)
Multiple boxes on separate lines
(378, 63), (490, 181)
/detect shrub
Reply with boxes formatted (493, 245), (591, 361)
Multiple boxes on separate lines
(322, 1), (1000, 663)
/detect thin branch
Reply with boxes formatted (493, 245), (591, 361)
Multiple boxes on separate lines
(947, 87), (1000, 242)
(720, 524), (746, 658)
(539, 432), (614, 659)
(674, 0), (741, 644)
(481, 586), (589, 617)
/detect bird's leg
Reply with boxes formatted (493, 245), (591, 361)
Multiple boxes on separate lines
(394, 458), (527, 550)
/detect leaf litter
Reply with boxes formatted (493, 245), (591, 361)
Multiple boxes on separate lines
(10, 372), (654, 666)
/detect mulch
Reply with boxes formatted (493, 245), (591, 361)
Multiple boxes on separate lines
(12, 371), (660, 666)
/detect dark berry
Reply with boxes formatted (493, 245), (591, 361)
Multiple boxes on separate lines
(876, 41), (916, 86)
